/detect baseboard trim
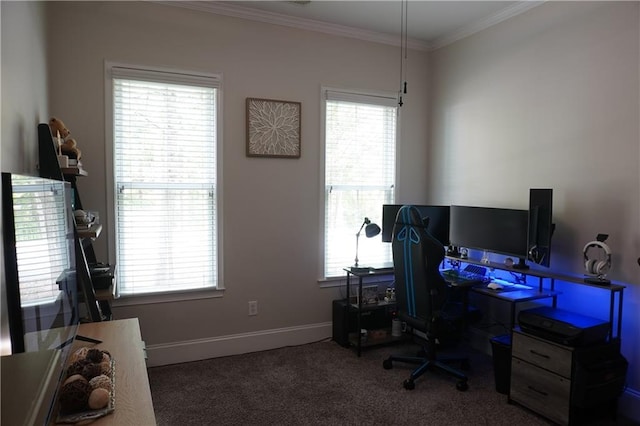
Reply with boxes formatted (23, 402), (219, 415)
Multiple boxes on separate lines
(145, 322), (333, 367)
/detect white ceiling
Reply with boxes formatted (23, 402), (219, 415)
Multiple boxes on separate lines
(170, 1), (543, 50)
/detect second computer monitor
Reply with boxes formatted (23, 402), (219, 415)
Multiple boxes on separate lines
(382, 204), (450, 246)
(449, 205), (529, 261)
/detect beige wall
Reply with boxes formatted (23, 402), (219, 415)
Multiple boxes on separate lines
(42, 1), (430, 360)
(429, 1), (639, 396)
(1, 1), (48, 174)
(0, 1), (49, 355)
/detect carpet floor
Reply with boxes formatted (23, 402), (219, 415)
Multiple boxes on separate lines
(148, 338), (572, 425)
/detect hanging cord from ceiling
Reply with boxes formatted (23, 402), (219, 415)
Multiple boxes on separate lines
(398, 0), (408, 107)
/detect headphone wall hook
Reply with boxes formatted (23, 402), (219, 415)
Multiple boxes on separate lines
(583, 234), (612, 285)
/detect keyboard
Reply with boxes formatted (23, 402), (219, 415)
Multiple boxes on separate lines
(441, 268), (487, 286)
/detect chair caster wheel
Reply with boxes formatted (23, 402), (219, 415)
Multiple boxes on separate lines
(403, 379), (415, 390)
(456, 381), (468, 391)
(383, 359), (393, 370)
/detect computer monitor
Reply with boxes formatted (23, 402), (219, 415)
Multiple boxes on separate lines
(2, 173), (81, 426)
(528, 189), (554, 267)
(382, 204), (450, 246)
(449, 205), (529, 267)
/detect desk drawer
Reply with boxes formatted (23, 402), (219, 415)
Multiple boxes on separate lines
(512, 332), (572, 377)
(510, 358), (571, 425)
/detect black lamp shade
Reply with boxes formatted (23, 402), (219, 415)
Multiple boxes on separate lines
(365, 223), (381, 238)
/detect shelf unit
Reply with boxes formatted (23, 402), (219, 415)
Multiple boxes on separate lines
(37, 123), (114, 321)
(343, 267), (402, 356)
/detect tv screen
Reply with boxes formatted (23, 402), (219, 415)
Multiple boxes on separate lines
(449, 205), (529, 261)
(382, 204), (450, 246)
(2, 173), (79, 355)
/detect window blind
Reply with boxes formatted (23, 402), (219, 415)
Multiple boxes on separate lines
(324, 90), (397, 277)
(112, 66), (219, 296)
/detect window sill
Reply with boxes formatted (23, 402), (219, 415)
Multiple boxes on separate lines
(112, 287), (225, 307)
(318, 276), (346, 288)
(318, 273), (394, 289)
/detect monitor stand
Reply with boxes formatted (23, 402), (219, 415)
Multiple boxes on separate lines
(55, 334), (102, 350)
(446, 245), (460, 257)
(76, 335), (102, 344)
(512, 258), (529, 270)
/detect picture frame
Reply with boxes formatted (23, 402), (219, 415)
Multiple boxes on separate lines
(246, 98), (301, 158)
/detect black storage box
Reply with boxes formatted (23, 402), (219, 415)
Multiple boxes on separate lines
(89, 263), (116, 289)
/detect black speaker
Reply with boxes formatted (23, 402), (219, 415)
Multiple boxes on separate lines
(528, 188), (553, 267)
(332, 299), (392, 348)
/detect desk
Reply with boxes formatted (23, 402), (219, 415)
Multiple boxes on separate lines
(446, 255), (625, 341)
(471, 285), (559, 330)
(443, 274), (559, 330)
(345, 259), (624, 353)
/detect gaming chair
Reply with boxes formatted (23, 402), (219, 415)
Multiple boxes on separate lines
(382, 205), (469, 391)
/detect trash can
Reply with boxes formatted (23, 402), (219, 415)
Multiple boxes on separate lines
(490, 334), (512, 395)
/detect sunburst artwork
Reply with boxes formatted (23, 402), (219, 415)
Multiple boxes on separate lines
(246, 98), (301, 158)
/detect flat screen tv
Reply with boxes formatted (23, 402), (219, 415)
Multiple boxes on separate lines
(1, 173), (79, 355)
(449, 205), (529, 268)
(382, 204), (450, 246)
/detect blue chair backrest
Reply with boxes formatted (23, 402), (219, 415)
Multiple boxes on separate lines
(392, 205), (447, 331)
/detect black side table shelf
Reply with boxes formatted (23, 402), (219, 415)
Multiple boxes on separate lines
(344, 267), (400, 356)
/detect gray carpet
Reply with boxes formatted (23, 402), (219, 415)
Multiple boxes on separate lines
(148, 338), (567, 425)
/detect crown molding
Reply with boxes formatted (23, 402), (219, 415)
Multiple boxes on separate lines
(430, 1), (545, 50)
(158, 1), (432, 51)
(158, 1), (544, 52)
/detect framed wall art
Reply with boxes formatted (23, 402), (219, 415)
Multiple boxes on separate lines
(246, 98), (301, 158)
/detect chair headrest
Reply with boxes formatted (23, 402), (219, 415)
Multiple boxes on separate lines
(394, 205), (428, 228)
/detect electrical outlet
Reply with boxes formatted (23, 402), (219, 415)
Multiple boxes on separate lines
(248, 300), (258, 316)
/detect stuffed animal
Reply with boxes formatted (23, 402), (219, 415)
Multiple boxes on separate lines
(49, 117), (82, 159)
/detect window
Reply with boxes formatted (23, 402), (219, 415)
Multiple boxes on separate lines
(109, 65), (220, 296)
(323, 89), (397, 278)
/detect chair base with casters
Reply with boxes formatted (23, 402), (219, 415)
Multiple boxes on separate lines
(382, 336), (469, 391)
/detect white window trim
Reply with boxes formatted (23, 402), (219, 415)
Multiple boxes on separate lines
(104, 61), (225, 302)
(318, 85), (400, 282)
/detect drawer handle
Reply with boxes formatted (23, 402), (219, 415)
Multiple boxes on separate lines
(529, 349), (550, 359)
(527, 385), (548, 397)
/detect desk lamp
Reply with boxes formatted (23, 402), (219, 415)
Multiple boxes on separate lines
(353, 217), (381, 272)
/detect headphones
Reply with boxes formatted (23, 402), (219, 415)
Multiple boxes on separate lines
(583, 240), (612, 276)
